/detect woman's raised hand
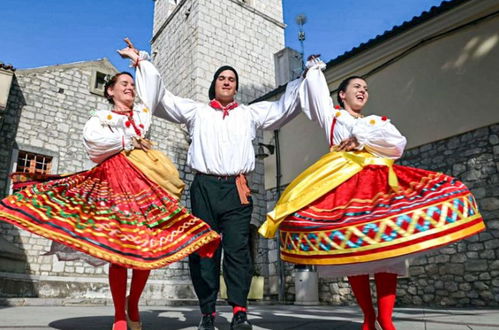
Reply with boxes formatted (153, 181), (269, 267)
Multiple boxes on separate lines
(117, 38), (139, 62)
(303, 54), (325, 77)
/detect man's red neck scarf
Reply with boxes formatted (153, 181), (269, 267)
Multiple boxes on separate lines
(209, 99), (239, 119)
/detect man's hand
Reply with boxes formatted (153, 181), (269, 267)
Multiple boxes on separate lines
(336, 136), (359, 151)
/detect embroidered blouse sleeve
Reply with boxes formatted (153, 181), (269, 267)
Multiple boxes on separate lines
(248, 76), (304, 130)
(82, 112), (134, 164)
(299, 60), (334, 130)
(352, 116), (407, 159)
(135, 53), (199, 125)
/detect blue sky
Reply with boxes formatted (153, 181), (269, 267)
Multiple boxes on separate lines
(1, 0), (445, 73)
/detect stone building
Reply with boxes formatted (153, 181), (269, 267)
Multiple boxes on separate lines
(149, 0), (287, 295)
(0, 59), (118, 298)
(0, 0), (287, 303)
(1, 0), (497, 308)
(259, 0), (499, 306)
(0, 57), (203, 301)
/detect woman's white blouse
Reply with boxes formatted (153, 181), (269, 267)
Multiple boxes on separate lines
(83, 104), (151, 164)
(299, 64), (407, 159)
(134, 57), (303, 176)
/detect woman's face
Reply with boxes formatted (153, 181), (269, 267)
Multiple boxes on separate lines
(107, 74), (135, 107)
(339, 78), (368, 112)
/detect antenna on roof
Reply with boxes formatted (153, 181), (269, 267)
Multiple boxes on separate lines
(295, 14), (307, 69)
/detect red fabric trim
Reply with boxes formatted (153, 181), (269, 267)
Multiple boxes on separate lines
(112, 110), (142, 137)
(329, 116), (337, 147)
(209, 99), (239, 119)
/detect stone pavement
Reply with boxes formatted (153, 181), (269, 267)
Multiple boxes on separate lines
(0, 303), (498, 330)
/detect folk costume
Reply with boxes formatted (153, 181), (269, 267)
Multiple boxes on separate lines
(0, 98), (221, 270)
(259, 60), (485, 329)
(133, 51), (303, 319)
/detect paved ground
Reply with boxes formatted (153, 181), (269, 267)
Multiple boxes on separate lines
(0, 304), (498, 330)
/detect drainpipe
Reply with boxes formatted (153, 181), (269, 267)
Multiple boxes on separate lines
(274, 129), (286, 303)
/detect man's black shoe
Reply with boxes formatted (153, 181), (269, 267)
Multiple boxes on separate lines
(198, 314), (215, 330)
(230, 311), (252, 330)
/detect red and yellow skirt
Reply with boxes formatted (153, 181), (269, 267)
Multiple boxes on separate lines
(259, 151), (485, 266)
(0, 150), (220, 270)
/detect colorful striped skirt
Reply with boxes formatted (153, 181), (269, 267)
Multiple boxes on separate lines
(259, 151), (485, 272)
(0, 150), (220, 270)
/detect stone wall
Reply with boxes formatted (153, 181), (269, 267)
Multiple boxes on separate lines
(394, 124), (499, 307)
(0, 61), (201, 300)
(0, 0), (287, 301)
(0, 62), (115, 298)
(152, 0), (284, 104)
(263, 124), (499, 306)
(0, 75), (24, 196)
(151, 0), (285, 289)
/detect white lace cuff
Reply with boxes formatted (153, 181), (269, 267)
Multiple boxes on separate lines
(131, 50), (151, 67)
(305, 57), (326, 70)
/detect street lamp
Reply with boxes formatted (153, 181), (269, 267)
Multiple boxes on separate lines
(255, 143), (275, 159)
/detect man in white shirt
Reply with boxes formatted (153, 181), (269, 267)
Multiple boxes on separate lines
(120, 45), (303, 330)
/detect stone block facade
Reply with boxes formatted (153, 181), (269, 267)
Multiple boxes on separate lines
(150, 0), (286, 289)
(0, 61), (116, 297)
(0, 0), (287, 301)
(152, 0), (284, 104)
(0, 60), (199, 299)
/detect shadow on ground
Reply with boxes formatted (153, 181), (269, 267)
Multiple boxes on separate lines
(49, 308), (364, 330)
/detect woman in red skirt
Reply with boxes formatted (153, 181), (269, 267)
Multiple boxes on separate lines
(0, 64), (220, 329)
(259, 57), (485, 330)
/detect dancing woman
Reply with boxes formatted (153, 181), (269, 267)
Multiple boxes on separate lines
(259, 57), (485, 330)
(0, 60), (220, 330)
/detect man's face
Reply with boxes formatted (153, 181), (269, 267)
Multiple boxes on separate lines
(214, 69), (237, 104)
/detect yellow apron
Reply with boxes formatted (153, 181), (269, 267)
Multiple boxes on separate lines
(259, 151), (398, 238)
(124, 149), (185, 200)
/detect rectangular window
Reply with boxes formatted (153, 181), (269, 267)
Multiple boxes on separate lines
(94, 71), (108, 91)
(15, 151), (53, 175)
(89, 70), (112, 96)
